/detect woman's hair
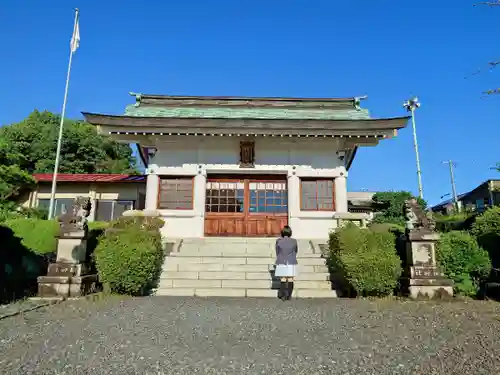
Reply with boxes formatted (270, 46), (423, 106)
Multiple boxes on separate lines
(281, 225), (292, 237)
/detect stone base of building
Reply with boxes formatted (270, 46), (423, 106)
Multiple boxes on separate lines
(37, 262), (100, 298)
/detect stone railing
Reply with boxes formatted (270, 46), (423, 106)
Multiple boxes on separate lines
(333, 212), (371, 228)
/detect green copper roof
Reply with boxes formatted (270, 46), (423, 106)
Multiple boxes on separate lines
(124, 105), (371, 120)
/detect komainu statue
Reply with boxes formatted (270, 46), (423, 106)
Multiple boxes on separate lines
(58, 196), (92, 235)
(403, 198), (436, 234)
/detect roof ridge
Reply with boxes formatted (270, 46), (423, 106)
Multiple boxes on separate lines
(129, 92), (366, 102)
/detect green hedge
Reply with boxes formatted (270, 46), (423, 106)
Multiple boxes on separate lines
(434, 213), (477, 233)
(436, 231), (491, 296)
(94, 217), (164, 295)
(471, 206), (500, 269)
(0, 218), (58, 302)
(3, 218), (58, 255)
(368, 223), (405, 236)
(328, 224), (402, 297)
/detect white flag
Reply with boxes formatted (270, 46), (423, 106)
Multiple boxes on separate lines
(70, 18), (80, 53)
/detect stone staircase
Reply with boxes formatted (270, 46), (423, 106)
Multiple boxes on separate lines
(155, 238), (336, 298)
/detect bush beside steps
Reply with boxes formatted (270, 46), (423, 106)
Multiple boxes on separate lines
(327, 223), (402, 297)
(94, 216), (165, 296)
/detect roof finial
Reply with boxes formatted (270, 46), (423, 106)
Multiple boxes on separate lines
(129, 92), (142, 107)
(353, 95), (368, 110)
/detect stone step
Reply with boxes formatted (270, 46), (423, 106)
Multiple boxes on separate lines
(158, 279), (332, 289)
(169, 250), (321, 259)
(163, 262), (328, 273)
(179, 240), (314, 250)
(154, 288), (337, 298)
(176, 246), (321, 255)
(160, 271), (331, 281)
(181, 237), (312, 244)
(166, 256), (326, 266)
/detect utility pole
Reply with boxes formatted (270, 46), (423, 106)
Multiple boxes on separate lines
(403, 97), (424, 199)
(442, 160), (458, 211)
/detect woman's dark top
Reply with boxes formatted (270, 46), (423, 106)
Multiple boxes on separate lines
(275, 237), (298, 265)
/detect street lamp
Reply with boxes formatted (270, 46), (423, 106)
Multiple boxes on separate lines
(403, 97), (424, 200)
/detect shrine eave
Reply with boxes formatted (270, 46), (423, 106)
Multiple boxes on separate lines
(82, 112), (410, 137)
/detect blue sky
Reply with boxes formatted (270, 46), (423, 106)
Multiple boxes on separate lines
(0, 0), (499, 206)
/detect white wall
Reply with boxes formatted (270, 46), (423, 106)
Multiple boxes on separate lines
(146, 136), (347, 240)
(150, 136), (344, 170)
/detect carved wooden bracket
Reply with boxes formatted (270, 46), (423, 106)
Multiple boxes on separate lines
(239, 140), (255, 168)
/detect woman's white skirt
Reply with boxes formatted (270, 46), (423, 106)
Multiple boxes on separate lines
(274, 264), (297, 277)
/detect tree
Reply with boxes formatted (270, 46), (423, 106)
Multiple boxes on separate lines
(0, 110), (137, 174)
(0, 138), (35, 204)
(371, 191), (427, 227)
(0, 165), (34, 201)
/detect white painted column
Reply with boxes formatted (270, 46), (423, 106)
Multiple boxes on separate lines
(287, 173), (300, 218)
(334, 175), (348, 212)
(287, 173), (300, 232)
(145, 174), (160, 210)
(88, 184), (97, 221)
(193, 172), (207, 237)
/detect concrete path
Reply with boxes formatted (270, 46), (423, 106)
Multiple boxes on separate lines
(1, 297), (499, 374)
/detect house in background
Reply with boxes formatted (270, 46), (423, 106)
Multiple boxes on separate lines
(19, 174), (146, 221)
(347, 191), (376, 219)
(431, 179), (500, 214)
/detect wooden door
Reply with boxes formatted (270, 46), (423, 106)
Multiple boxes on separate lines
(204, 176), (288, 237)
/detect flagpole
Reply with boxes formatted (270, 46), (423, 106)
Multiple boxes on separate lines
(48, 8), (79, 220)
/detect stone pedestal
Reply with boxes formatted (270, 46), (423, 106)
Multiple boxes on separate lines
(404, 231), (454, 299)
(37, 230), (99, 298)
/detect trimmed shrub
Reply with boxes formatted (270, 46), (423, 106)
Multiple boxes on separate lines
(368, 222), (407, 268)
(471, 206), (500, 268)
(328, 224), (402, 297)
(94, 217), (164, 295)
(108, 216), (164, 232)
(436, 231), (491, 296)
(0, 218), (58, 302)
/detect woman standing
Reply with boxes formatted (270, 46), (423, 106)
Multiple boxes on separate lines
(274, 225), (298, 301)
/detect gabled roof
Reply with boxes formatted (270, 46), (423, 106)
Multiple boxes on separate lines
(83, 93), (410, 171)
(83, 92), (409, 134)
(33, 173), (145, 183)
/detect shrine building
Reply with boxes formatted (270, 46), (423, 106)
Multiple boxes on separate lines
(83, 93), (408, 239)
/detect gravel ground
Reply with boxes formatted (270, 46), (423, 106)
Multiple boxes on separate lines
(0, 297), (499, 375)
(0, 299), (60, 319)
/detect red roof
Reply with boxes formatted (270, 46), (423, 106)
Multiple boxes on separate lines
(33, 174), (146, 183)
